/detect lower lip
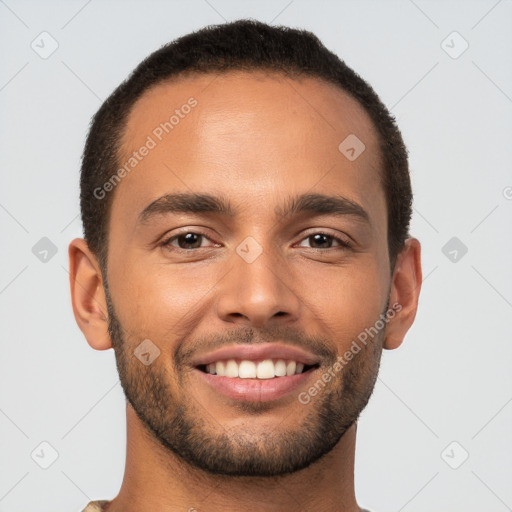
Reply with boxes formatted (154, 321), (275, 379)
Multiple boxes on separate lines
(195, 368), (316, 402)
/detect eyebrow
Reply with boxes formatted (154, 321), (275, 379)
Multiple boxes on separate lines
(137, 192), (370, 225)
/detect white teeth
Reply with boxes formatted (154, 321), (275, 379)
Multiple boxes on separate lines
(256, 359), (275, 379)
(286, 360), (296, 376)
(204, 358), (311, 378)
(238, 360), (256, 378)
(225, 359), (239, 378)
(216, 360), (226, 376)
(274, 359), (287, 376)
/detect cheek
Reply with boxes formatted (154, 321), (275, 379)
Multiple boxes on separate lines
(303, 258), (388, 343)
(108, 257), (218, 339)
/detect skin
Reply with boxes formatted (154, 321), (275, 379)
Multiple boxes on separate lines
(69, 71), (422, 512)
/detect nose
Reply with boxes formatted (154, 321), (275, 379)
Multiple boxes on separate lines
(215, 241), (301, 328)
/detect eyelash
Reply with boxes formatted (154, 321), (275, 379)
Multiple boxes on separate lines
(160, 230), (353, 252)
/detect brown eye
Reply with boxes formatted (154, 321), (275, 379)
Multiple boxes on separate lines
(298, 232), (351, 250)
(308, 233), (333, 249)
(175, 233), (203, 249)
(162, 231), (214, 250)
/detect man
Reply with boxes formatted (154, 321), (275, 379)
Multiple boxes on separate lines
(69, 19), (421, 512)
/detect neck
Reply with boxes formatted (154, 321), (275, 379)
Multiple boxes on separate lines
(106, 405), (362, 512)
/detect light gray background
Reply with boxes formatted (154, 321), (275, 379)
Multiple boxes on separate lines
(1, 1), (511, 511)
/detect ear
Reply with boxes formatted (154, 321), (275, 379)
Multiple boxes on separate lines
(383, 237), (422, 350)
(68, 238), (112, 351)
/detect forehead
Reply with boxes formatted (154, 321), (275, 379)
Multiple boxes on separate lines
(113, 70), (384, 228)
(122, 70), (380, 157)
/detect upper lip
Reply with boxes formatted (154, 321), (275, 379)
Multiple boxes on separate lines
(191, 343), (321, 367)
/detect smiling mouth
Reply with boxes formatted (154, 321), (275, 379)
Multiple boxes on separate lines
(196, 359), (320, 379)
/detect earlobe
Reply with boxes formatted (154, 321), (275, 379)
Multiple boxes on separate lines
(383, 237), (422, 350)
(68, 238), (112, 351)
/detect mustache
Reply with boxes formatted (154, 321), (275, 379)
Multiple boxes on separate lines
(175, 325), (336, 368)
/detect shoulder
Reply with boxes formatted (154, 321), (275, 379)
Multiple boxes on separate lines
(81, 500), (111, 512)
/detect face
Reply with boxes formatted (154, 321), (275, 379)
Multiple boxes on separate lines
(104, 71), (392, 476)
